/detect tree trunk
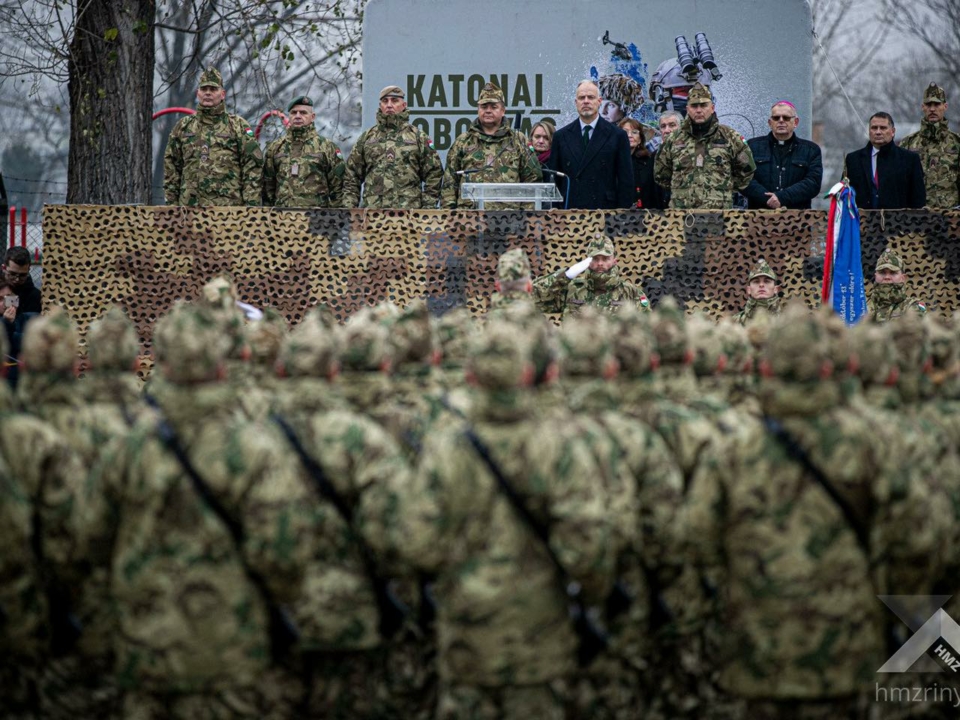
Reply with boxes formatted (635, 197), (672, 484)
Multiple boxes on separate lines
(67, 0), (155, 204)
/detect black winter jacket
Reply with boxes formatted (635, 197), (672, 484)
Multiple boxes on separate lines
(744, 133), (823, 209)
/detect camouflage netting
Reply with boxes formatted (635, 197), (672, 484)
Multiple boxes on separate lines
(43, 207), (960, 358)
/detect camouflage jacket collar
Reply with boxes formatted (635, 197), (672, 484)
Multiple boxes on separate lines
(336, 371), (392, 412)
(468, 118), (511, 141)
(148, 379), (239, 429)
(741, 295), (782, 319)
(273, 376), (343, 416)
(683, 113), (719, 140)
(656, 364), (700, 404)
(758, 377), (843, 417)
(376, 109), (411, 129)
(83, 371), (141, 407)
(289, 124), (319, 142)
(920, 118), (949, 141)
(564, 377), (617, 412)
(195, 102), (227, 122)
(17, 373), (81, 412)
(469, 387), (534, 423)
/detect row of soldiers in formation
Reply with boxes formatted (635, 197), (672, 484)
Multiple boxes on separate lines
(3, 262), (960, 720)
(163, 66), (960, 212)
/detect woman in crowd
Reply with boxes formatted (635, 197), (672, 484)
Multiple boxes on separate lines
(530, 120), (554, 168)
(618, 117), (662, 209)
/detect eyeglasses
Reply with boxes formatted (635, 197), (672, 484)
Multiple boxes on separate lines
(770, 115), (796, 122)
(5, 270), (28, 279)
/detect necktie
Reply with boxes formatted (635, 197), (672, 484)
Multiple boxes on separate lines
(582, 125), (591, 149)
(873, 166), (879, 188)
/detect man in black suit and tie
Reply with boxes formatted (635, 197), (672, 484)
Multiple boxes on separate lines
(843, 112), (926, 209)
(548, 80), (634, 209)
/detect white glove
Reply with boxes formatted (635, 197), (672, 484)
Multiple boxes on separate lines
(565, 256), (593, 279)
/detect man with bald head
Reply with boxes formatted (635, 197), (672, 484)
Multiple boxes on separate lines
(744, 100), (823, 209)
(547, 79), (634, 209)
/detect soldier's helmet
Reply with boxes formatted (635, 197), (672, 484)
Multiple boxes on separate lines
(498, 248), (532, 282)
(649, 58), (711, 94)
(20, 306), (78, 375)
(467, 320), (532, 390)
(875, 248), (905, 274)
(86, 305), (140, 372)
(585, 235), (616, 258)
(687, 82), (713, 106)
(557, 306), (615, 378)
(849, 321), (897, 389)
(342, 307), (392, 372)
(763, 300), (827, 382)
(199, 67), (223, 89)
(478, 82), (505, 106)
(597, 74), (645, 116)
(688, 312), (725, 377)
(922, 82), (947, 104)
(747, 258), (778, 285)
(610, 306), (657, 377)
(153, 302), (230, 384)
(246, 307), (288, 369)
(649, 295), (689, 366)
(385, 299), (437, 367)
(277, 306), (342, 379)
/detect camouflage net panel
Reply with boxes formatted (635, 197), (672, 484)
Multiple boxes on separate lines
(43, 206), (960, 356)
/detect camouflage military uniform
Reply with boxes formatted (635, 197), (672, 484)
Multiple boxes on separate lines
(734, 258), (783, 327)
(533, 237), (650, 321)
(685, 303), (945, 720)
(163, 67), (263, 206)
(383, 321), (616, 720)
(441, 84), (542, 209)
(487, 247), (539, 315)
(343, 110), (443, 208)
(654, 84), (756, 210)
(868, 249), (926, 324)
(899, 83), (960, 208)
(262, 124), (345, 207)
(107, 302), (312, 720)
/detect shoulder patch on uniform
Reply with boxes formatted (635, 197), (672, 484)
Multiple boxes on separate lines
(244, 127), (254, 137)
(640, 295), (650, 307)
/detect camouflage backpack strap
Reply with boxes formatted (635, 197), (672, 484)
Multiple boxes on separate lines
(762, 416), (870, 557)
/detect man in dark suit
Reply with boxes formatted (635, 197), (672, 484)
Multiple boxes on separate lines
(548, 80), (634, 209)
(843, 112), (926, 209)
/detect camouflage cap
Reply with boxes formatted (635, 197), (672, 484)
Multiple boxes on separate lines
(287, 95), (313, 112)
(435, 307), (478, 369)
(923, 82), (946, 104)
(467, 320), (532, 389)
(246, 307), (288, 368)
(385, 299), (437, 367)
(497, 248), (532, 281)
(489, 298), (558, 383)
(747, 258), (778, 284)
(557, 307), (614, 377)
(687, 82), (712, 105)
(610, 306), (656, 376)
(20, 306), (79, 375)
(586, 235), (616, 258)
(86, 305), (140, 372)
(649, 295), (689, 365)
(199, 67), (223, 89)
(688, 312), (725, 377)
(153, 302), (230, 384)
(716, 318), (752, 374)
(277, 307), (342, 378)
(342, 307), (392, 371)
(200, 274), (236, 311)
(849, 321), (897, 388)
(763, 300), (827, 382)
(478, 82), (505, 106)
(379, 85), (405, 100)
(875, 248), (905, 273)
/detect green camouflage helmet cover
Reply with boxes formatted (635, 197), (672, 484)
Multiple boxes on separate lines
(649, 295), (689, 365)
(557, 306), (614, 377)
(21, 306), (78, 375)
(467, 320), (532, 389)
(497, 248), (532, 281)
(849, 321), (897, 388)
(585, 235), (616, 258)
(246, 307), (288, 368)
(435, 306), (477, 368)
(342, 307), (392, 371)
(86, 305), (140, 371)
(763, 300), (828, 382)
(610, 305), (657, 376)
(153, 301), (230, 384)
(385, 299), (436, 366)
(688, 312), (725, 377)
(687, 82), (712, 105)
(277, 307), (342, 378)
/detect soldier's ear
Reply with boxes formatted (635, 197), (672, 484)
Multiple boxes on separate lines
(216, 362), (227, 381)
(758, 358), (774, 378)
(327, 360), (340, 381)
(73, 358), (81, 378)
(275, 361), (287, 379)
(602, 357), (619, 381)
(131, 356), (142, 374)
(239, 344), (252, 362)
(847, 353), (860, 375)
(465, 369), (478, 387)
(524, 279), (533, 293)
(650, 352), (661, 371)
(543, 360), (560, 385)
(715, 353), (728, 374)
(682, 348), (694, 366)
(885, 366), (900, 387)
(494, 280), (502, 293)
(379, 358), (393, 375)
(819, 360), (833, 380)
(520, 362), (535, 387)
(431, 349), (442, 367)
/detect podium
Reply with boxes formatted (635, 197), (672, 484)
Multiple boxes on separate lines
(460, 182), (563, 210)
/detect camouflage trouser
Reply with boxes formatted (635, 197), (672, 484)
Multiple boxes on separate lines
(38, 654), (120, 720)
(384, 629), (437, 720)
(743, 696), (865, 720)
(436, 680), (568, 720)
(122, 689), (268, 720)
(300, 648), (392, 719)
(572, 652), (649, 719)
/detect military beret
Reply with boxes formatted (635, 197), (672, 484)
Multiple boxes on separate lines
(153, 302), (230, 384)
(277, 307), (342, 378)
(923, 82), (946, 104)
(20, 306), (78, 375)
(497, 248), (532, 281)
(875, 248), (904, 273)
(287, 95), (313, 112)
(379, 85), (405, 100)
(478, 82), (505, 106)
(687, 82), (712, 106)
(199, 67), (223, 89)
(86, 305), (140, 372)
(586, 236), (616, 258)
(747, 258), (778, 284)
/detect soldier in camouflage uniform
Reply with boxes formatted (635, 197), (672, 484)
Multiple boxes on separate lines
(734, 258), (783, 326)
(899, 82), (960, 208)
(684, 301), (945, 720)
(868, 248), (926, 323)
(271, 308), (417, 719)
(0, 324), (87, 720)
(343, 85), (444, 208)
(654, 82), (756, 209)
(82, 305), (142, 411)
(262, 95), (345, 207)
(104, 301), (313, 720)
(441, 82), (543, 209)
(243, 307), (288, 421)
(487, 247), (537, 313)
(163, 67), (263, 206)
(533, 236), (650, 321)
(384, 320), (615, 720)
